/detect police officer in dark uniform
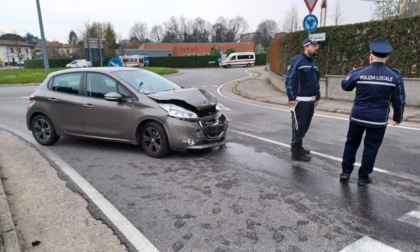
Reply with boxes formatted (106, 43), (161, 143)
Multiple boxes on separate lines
(340, 39), (406, 186)
(285, 38), (321, 161)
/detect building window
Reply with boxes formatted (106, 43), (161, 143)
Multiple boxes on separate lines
(11, 48), (14, 53)
(26, 48), (29, 53)
(18, 48), (21, 53)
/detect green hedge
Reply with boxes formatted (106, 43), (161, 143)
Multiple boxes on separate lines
(277, 16), (420, 78)
(25, 54), (267, 69)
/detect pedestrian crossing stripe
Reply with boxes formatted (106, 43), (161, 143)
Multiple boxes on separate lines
(398, 208), (420, 228)
(339, 236), (401, 252)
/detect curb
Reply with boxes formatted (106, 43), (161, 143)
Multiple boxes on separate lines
(0, 171), (21, 252)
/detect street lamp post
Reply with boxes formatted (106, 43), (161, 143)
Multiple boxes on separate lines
(36, 0), (49, 72)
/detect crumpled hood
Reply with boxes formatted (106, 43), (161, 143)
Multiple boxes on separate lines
(148, 88), (217, 110)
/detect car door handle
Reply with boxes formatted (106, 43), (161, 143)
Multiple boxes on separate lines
(48, 97), (58, 103)
(83, 103), (95, 109)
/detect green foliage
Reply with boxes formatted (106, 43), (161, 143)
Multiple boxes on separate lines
(255, 54), (267, 65)
(278, 16), (420, 78)
(0, 67), (177, 84)
(225, 48), (236, 56)
(210, 47), (220, 56)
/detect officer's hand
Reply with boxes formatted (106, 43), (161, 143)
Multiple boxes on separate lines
(393, 122), (401, 126)
(289, 101), (296, 107)
(314, 100), (319, 107)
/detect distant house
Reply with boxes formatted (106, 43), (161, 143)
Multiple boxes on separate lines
(34, 41), (83, 59)
(0, 39), (32, 66)
(139, 43), (254, 57)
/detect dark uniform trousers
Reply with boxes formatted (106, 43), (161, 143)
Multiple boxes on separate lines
(291, 101), (315, 148)
(342, 122), (386, 180)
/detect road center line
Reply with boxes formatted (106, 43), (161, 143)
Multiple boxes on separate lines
(0, 124), (159, 252)
(232, 130), (420, 184)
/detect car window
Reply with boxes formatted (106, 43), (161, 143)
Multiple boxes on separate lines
(51, 73), (82, 95)
(87, 73), (117, 99)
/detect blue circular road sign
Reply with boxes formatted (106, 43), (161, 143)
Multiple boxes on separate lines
(108, 58), (123, 67)
(303, 14), (318, 33)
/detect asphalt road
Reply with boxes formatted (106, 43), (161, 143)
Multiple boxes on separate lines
(1, 68), (420, 251)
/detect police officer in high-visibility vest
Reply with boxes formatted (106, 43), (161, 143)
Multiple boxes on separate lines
(340, 39), (406, 186)
(285, 38), (321, 161)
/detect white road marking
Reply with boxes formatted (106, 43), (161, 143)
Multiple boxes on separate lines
(21, 97), (29, 99)
(232, 130), (420, 185)
(218, 103), (231, 111)
(398, 207), (420, 228)
(0, 124), (159, 252)
(339, 236), (401, 252)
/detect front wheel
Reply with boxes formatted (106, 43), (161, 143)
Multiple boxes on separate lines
(140, 121), (169, 158)
(31, 115), (60, 145)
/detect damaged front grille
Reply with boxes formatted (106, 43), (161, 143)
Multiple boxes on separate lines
(199, 114), (227, 139)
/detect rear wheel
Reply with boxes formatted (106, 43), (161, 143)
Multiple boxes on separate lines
(247, 63), (251, 67)
(31, 115), (60, 145)
(140, 121), (169, 158)
(227, 64), (231, 68)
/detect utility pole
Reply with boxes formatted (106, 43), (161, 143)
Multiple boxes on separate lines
(320, 0), (327, 27)
(36, 0), (49, 72)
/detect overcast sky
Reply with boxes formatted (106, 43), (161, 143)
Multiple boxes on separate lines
(1, 0), (376, 43)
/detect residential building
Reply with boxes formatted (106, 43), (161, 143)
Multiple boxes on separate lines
(0, 39), (32, 66)
(34, 41), (83, 59)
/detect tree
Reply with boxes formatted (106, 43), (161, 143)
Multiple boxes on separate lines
(225, 48), (236, 56)
(372, 0), (400, 20)
(212, 16), (249, 42)
(254, 20), (278, 49)
(162, 16), (183, 42)
(0, 33), (25, 41)
(401, 0), (420, 17)
(150, 25), (164, 43)
(191, 17), (211, 42)
(24, 32), (40, 47)
(82, 21), (116, 58)
(129, 22), (148, 43)
(103, 22), (117, 57)
(331, 0), (344, 25)
(68, 30), (78, 44)
(281, 4), (300, 32)
(226, 16), (249, 42)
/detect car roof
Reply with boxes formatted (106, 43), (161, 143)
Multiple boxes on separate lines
(48, 67), (145, 77)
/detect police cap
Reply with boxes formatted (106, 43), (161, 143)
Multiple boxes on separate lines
(369, 39), (393, 58)
(302, 38), (318, 47)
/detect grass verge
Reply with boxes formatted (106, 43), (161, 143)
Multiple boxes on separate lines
(0, 67), (178, 85)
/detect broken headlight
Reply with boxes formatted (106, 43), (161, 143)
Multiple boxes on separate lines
(159, 104), (198, 122)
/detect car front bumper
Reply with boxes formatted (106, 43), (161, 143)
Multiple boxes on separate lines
(164, 113), (228, 151)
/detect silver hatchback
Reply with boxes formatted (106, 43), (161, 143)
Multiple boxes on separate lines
(26, 67), (228, 158)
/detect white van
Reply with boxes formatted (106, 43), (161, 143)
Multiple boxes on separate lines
(222, 52), (255, 68)
(66, 59), (92, 68)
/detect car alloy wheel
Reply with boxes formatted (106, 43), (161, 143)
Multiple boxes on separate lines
(140, 121), (169, 158)
(32, 115), (60, 145)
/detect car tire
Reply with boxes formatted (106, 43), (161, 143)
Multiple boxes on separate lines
(31, 115), (60, 145)
(140, 121), (169, 158)
(247, 63), (251, 67)
(227, 64), (231, 68)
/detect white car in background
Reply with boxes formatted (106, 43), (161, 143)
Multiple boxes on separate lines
(66, 59), (92, 68)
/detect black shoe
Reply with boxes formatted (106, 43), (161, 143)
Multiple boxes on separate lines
(357, 177), (372, 186)
(339, 173), (350, 182)
(301, 146), (310, 155)
(292, 153), (311, 162)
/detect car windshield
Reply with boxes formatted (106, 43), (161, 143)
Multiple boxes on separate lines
(113, 70), (181, 95)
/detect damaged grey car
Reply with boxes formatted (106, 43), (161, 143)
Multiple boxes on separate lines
(26, 67), (228, 158)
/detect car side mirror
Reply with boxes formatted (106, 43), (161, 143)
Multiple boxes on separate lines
(104, 92), (122, 101)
